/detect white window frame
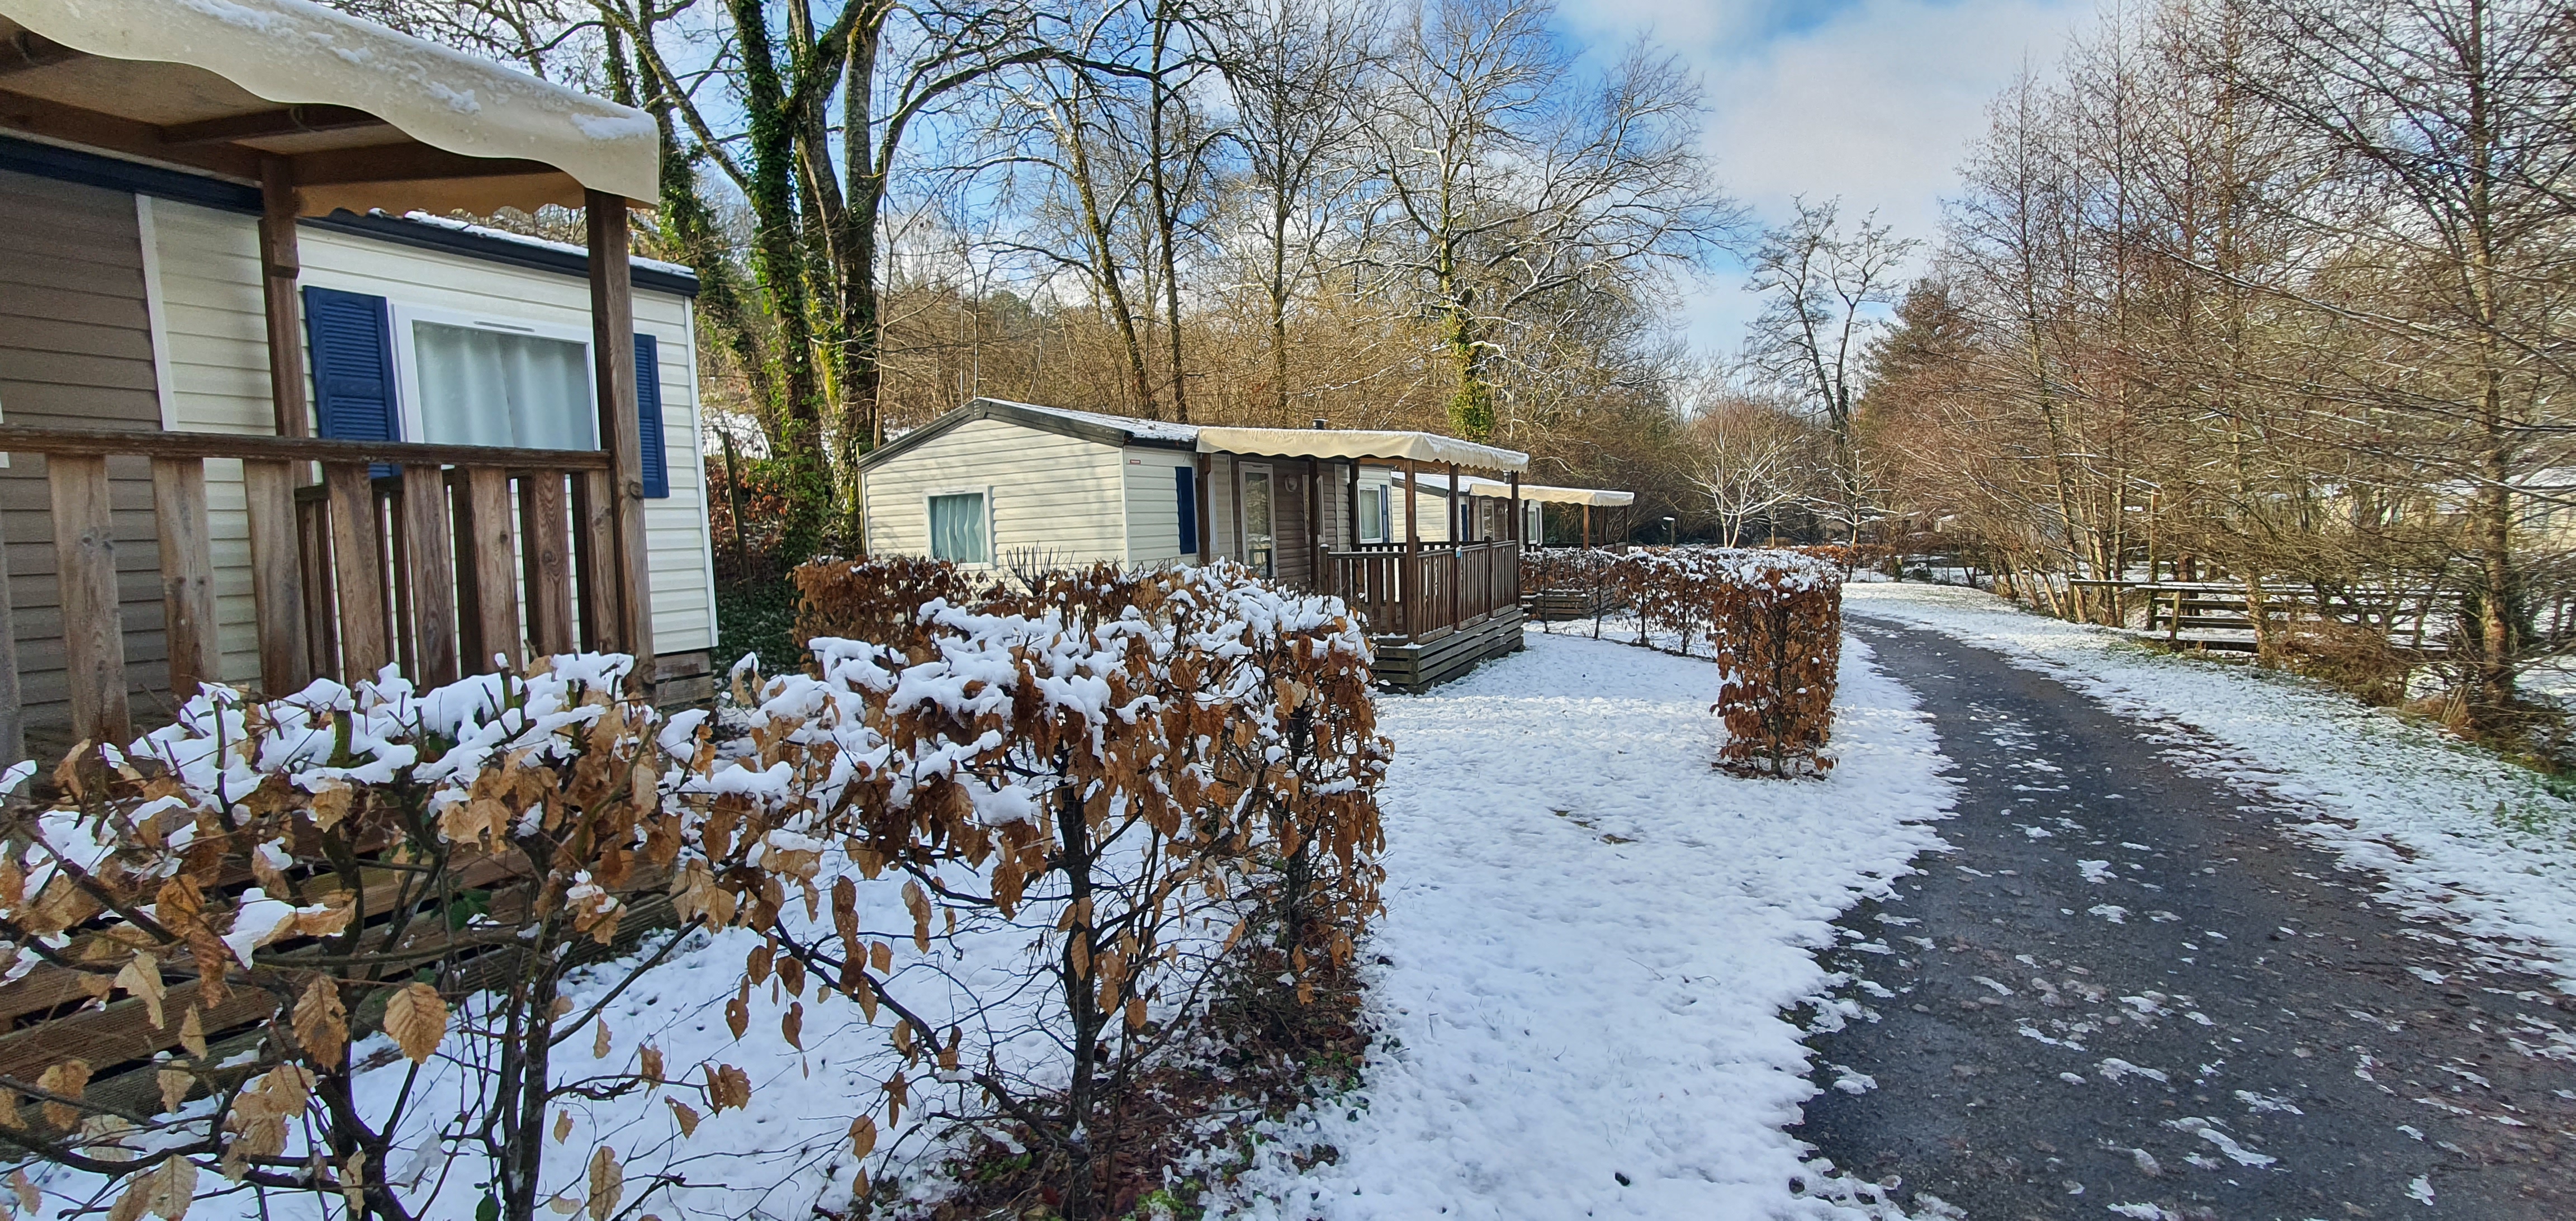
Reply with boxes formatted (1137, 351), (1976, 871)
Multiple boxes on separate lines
(387, 302), (599, 450)
(1357, 485), (1386, 543)
(924, 486), (995, 566)
(1239, 463), (1276, 576)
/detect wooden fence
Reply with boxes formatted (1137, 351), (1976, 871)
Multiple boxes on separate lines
(3, 424), (641, 749)
(1323, 539), (1519, 641)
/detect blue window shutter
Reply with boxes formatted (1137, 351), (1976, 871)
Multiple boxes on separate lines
(302, 287), (397, 476)
(633, 332), (669, 499)
(1175, 465), (1197, 553)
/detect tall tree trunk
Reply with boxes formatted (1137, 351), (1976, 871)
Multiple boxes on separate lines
(727, 0), (831, 561)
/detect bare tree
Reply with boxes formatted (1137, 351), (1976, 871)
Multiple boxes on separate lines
(1215, 0), (1385, 425)
(1362, 0), (1739, 441)
(2226, 0), (2576, 711)
(1743, 197), (1919, 542)
(1689, 392), (1817, 546)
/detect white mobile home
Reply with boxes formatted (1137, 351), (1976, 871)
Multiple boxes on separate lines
(856, 398), (1535, 688)
(0, 0), (713, 758)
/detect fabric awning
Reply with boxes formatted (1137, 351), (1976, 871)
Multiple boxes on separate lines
(0, 0), (657, 212)
(1400, 473), (1635, 506)
(1195, 426), (1528, 472)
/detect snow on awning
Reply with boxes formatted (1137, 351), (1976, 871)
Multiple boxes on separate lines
(1195, 427), (1528, 472)
(0, 0), (657, 213)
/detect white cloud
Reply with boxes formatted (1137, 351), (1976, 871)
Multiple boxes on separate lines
(1558, 0), (2095, 358)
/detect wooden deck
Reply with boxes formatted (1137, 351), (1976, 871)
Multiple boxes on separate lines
(1368, 607), (1526, 693)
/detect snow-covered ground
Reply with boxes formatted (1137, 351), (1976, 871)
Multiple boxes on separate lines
(1848, 581), (2576, 991)
(1218, 630), (1955, 1219)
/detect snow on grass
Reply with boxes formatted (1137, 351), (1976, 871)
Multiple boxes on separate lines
(1215, 630), (1954, 1218)
(1849, 581), (2576, 991)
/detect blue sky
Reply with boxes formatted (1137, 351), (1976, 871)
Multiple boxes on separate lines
(1552, 0), (2093, 358)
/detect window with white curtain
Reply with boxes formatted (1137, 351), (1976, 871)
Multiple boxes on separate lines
(929, 492), (988, 563)
(404, 317), (595, 451)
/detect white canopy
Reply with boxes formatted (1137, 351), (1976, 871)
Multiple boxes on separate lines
(1196, 426), (1528, 473)
(1400, 473), (1635, 506)
(1, 0), (659, 212)
(1505, 482), (1635, 507)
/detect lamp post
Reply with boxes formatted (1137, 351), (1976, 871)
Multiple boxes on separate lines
(1662, 515), (1677, 546)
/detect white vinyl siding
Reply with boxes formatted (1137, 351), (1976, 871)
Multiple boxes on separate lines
(862, 418), (1126, 564)
(141, 197), (716, 680)
(1121, 448), (1196, 562)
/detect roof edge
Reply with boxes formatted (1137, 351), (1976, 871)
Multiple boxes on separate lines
(856, 399), (1191, 472)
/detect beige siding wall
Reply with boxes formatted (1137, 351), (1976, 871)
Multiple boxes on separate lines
(1121, 447), (1195, 563)
(863, 418), (1126, 564)
(0, 171), (168, 744)
(143, 198), (717, 678)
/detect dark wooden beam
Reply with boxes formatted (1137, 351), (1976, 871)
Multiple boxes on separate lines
(586, 191), (655, 673)
(0, 86), (258, 178)
(292, 143), (557, 186)
(259, 158), (310, 439)
(160, 104), (388, 147)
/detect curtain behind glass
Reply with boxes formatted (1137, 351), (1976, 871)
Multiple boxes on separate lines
(929, 493), (987, 562)
(413, 321), (595, 450)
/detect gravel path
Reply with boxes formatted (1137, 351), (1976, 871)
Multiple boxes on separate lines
(1796, 619), (2576, 1220)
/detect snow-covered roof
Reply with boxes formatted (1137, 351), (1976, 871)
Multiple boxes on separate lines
(0, 0), (657, 212)
(858, 398), (1525, 475)
(1195, 426), (1528, 472)
(973, 397), (1200, 444)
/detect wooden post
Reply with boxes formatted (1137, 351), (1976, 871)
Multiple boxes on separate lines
(1306, 456), (1322, 589)
(243, 459), (309, 693)
(324, 463), (389, 682)
(571, 468), (624, 652)
(460, 468), (522, 673)
(1229, 456), (1246, 565)
(1194, 454), (1213, 565)
(51, 455), (127, 744)
(0, 523), (21, 764)
(400, 464), (458, 687)
(1446, 461), (1461, 631)
(520, 472), (575, 656)
(259, 159), (310, 439)
(151, 457), (219, 697)
(586, 192), (655, 683)
(1582, 503), (1592, 550)
(1403, 458), (1419, 641)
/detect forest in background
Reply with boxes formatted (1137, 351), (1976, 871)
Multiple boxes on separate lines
(337, 0), (2573, 744)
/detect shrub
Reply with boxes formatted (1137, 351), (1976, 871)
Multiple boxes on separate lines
(694, 558), (1388, 1216)
(0, 659), (750, 1221)
(3, 559), (1391, 1221)
(1537, 547), (1847, 775)
(1705, 551), (1846, 777)
(2267, 618), (2417, 707)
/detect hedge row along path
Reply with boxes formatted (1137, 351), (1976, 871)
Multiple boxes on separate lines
(1798, 615), (2576, 1220)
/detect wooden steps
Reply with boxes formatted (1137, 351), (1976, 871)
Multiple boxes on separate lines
(1371, 608), (1525, 692)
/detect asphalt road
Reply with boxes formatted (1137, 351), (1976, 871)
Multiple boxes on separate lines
(1794, 618), (2576, 1220)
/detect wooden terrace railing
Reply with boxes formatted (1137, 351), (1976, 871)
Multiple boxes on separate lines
(1324, 538), (1520, 641)
(3, 424), (638, 749)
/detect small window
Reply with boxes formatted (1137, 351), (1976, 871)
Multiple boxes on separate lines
(1176, 466), (1199, 553)
(929, 492), (989, 564)
(1358, 486), (1385, 543)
